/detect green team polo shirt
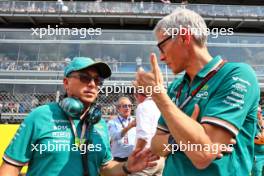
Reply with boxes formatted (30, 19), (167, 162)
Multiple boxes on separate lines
(255, 126), (264, 155)
(3, 103), (112, 176)
(158, 56), (260, 176)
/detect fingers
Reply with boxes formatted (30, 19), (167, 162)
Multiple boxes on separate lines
(229, 138), (236, 145)
(130, 148), (142, 158)
(138, 148), (152, 158)
(191, 104), (200, 121)
(150, 53), (161, 84)
(223, 144), (234, 153)
(216, 153), (223, 159)
(214, 142), (234, 159)
(147, 154), (160, 162)
(146, 161), (158, 168)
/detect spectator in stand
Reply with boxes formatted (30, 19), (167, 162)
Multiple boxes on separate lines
(112, 58), (118, 72)
(136, 57), (142, 71)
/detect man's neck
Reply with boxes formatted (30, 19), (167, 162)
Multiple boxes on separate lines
(185, 49), (213, 82)
(119, 115), (129, 119)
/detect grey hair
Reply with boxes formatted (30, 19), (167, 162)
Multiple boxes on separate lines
(116, 96), (132, 106)
(154, 8), (208, 46)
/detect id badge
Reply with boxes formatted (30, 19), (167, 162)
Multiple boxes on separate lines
(123, 135), (129, 144)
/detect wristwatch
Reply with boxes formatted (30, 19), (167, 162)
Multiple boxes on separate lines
(168, 134), (176, 145)
(122, 162), (132, 174)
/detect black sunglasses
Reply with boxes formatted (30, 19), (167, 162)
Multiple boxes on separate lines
(68, 72), (104, 86)
(157, 35), (173, 54)
(119, 104), (133, 109)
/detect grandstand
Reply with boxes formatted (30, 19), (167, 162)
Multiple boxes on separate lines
(0, 1), (264, 123)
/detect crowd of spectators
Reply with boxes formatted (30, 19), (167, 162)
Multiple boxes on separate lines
(0, 56), (145, 72)
(0, 1), (263, 18)
(0, 58), (66, 71)
(1, 54), (263, 74)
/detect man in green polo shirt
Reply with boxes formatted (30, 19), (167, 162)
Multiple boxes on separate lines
(252, 106), (264, 176)
(0, 57), (158, 176)
(134, 8), (260, 176)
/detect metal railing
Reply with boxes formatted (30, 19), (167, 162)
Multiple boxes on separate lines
(0, 60), (263, 75)
(0, 1), (263, 18)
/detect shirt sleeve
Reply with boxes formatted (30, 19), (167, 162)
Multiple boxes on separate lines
(201, 64), (260, 136)
(3, 110), (40, 166)
(107, 120), (122, 141)
(136, 103), (156, 140)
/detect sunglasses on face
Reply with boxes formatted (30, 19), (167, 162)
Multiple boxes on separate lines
(157, 35), (173, 54)
(68, 72), (104, 86)
(119, 104), (132, 109)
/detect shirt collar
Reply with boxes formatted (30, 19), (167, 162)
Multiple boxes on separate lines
(183, 55), (223, 82)
(197, 55), (222, 78)
(118, 115), (130, 122)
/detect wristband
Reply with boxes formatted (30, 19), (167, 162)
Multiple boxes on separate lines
(122, 162), (132, 174)
(168, 134), (176, 145)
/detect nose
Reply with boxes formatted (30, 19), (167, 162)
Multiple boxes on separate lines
(160, 53), (166, 61)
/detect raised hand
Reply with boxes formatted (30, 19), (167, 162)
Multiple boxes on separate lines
(128, 119), (136, 129)
(134, 53), (165, 96)
(126, 148), (159, 173)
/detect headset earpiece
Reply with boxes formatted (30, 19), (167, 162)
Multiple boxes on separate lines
(59, 97), (84, 118)
(59, 97), (101, 125)
(85, 104), (102, 125)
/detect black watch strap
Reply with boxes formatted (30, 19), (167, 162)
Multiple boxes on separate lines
(122, 162), (132, 174)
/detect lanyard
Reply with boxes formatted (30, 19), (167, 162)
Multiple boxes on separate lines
(175, 60), (226, 110)
(67, 107), (90, 147)
(117, 116), (127, 128)
(68, 116), (87, 147)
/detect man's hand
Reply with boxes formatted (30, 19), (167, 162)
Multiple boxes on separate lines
(121, 119), (136, 137)
(100, 149), (159, 176)
(255, 133), (264, 145)
(134, 53), (165, 96)
(126, 148), (159, 173)
(128, 119), (136, 129)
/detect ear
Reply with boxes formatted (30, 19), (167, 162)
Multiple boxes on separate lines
(63, 77), (69, 92)
(180, 28), (191, 45)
